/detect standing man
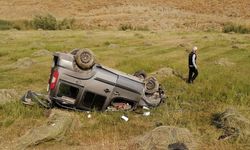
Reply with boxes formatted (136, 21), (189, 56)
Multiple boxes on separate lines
(188, 46), (198, 84)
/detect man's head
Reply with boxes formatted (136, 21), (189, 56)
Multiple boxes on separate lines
(192, 46), (198, 52)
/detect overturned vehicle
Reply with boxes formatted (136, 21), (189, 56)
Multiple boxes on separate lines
(47, 49), (165, 111)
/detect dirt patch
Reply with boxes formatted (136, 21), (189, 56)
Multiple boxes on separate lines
(11, 57), (36, 69)
(151, 67), (175, 78)
(212, 108), (250, 142)
(151, 67), (187, 82)
(12, 109), (80, 150)
(108, 44), (120, 49)
(215, 58), (235, 67)
(32, 49), (52, 57)
(131, 126), (197, 150)
(0, 89), (18, 105)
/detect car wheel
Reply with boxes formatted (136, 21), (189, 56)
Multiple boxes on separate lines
(134, 70), (147, 79)
(75, 49), (95, 70)
(144, 76), (159, 94)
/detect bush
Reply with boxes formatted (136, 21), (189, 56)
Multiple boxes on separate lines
(0, 20), (34, 30)
(0, 20), (12, 30)
(119, 24), (133, 31)
(223, 23), (250, 34)
(119, 23), (149, 31)
(32, 14), (57, 30)
(0, 15), (77, 30)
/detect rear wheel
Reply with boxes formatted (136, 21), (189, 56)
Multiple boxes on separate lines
(75, 49), (95, 70)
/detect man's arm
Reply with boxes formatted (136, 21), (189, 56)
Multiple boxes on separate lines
(192, 54), (197, 69)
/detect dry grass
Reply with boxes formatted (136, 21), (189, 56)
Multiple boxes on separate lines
(0, 0), (249, 19)
(0, 0), (250, 31)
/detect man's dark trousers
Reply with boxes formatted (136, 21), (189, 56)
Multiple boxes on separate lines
(188, 67), (198, 83)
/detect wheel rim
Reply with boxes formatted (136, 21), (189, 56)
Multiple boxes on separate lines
(80, 52), (91, 63)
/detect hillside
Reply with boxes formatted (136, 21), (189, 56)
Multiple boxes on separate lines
(0, 0), (250, 30)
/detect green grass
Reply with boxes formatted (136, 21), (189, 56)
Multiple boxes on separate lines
(0, 30), (249, 149)
(0, 14), (76, 31)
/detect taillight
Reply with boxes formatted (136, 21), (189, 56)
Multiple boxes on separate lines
(50, 70), (59, 90)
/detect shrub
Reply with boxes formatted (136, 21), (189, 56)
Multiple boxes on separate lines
(223, 23), (250, 34)
(32, 14), (57, 30)
(0, 20), (12, 30)
(119, 24), (133, 31)
(0, 20), (34, 30)
(0, 15), (77, 30)
(119, 23), (149, 31)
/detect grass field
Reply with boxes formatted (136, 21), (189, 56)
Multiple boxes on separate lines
(0, 30), (250, 149)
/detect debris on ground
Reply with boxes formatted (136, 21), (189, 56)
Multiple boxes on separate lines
(142, 106), (151, 116)
(131, 126), (197, 150)
(215, 58), (235, 67)
(21, 90), (52, 108)
(11, 57), (36, 69)
(0, 89), (18, 105)
(32, 49), (52, 57)
(142, 106), (150, 110)
(121, 115), (129, 122)
(87, 113), (92, 119)
(86, 111), (92, 119)
(212, 108), (250, 142)
(12, 109), (80, 150)
(143, 111), (150, 116)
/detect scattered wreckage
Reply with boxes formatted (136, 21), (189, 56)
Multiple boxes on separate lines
(22, 49), (166, 111)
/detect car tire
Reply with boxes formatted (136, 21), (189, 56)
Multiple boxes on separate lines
(144, 76), (159, 94)
(75, 49), (95, 70)
(134, 70), (147, 79)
